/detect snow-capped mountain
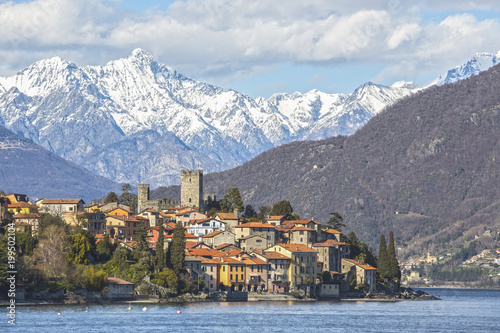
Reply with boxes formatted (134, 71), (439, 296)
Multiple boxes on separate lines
(0, 50), (497, 188)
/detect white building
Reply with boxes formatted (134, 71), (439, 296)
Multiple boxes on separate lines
(187, 218), (226, 237)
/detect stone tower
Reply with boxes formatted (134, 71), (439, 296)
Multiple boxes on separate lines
(137, 183), (150, 213)
(181, 169), (203, 208)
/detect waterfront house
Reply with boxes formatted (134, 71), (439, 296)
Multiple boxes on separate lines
(266, 244), (318, 291)
(312, 239), (350, 273)
(107, 277), (134, 299)
(341, 258), (377, 292)
(243, 257), (268, 292)
(218, 257), (246, 291)
(252, 249), (291, 293)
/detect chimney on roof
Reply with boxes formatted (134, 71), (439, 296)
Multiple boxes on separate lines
(234, 208), (239, 219)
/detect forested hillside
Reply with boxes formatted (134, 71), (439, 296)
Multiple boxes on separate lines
(155, 64), (500, 259)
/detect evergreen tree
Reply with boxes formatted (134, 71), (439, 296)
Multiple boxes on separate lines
(170, 222), (186, 275)
(104, 192), (119, 203)
(377, 234), (389, 279)
(326, 212), (346, 231)
(270, 200), (294, 219)
(244, 205), (257, 219)
(96, 235), (114, 261)
(387, 231), (401, 281)
(135, 222), (149, 253)
(256, 205), (272, 221)
(156, 225), (165, 272)
(16, 231), (36, 256)
(220, 188), (244, 213)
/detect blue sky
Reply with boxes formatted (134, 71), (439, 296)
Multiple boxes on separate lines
(1, 1), (500, 98)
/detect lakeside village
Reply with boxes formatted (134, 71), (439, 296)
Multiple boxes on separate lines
(0, 170), (432, 306)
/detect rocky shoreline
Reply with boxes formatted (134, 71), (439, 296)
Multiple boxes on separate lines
(1, 287), (439, 306)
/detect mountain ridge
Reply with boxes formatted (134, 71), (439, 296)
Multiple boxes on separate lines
(1, 49), (498, 188)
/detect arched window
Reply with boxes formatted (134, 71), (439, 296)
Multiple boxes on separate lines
(189, 198), (192, 203)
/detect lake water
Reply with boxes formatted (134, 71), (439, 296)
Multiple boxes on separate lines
(3, 288), (499, 332)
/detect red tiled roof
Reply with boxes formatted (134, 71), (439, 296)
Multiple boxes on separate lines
(107, 277), (134, 285)
(13, 213), (42, 219)
(257, 251), (290, 260)
(41, 199), (84, 204)
(216, 212), (238, 220)
(220, 257), (244, 265)
(343, 258), (377, 270)
(267, 216), (284, 220)
(323, 228), (342, 234)
(203, 230), (226, 238)
(8, 202), (35, 208)
(234, 222), (275, 229)
(165, 232), (198, 239)
(243, 258), (267, 266)
(277, 243), (318, 253)
(312, 239), (349, 247)
(187, 248), (224, 257)
(290, 226), (316, 232)
(216, 243), (236, 250)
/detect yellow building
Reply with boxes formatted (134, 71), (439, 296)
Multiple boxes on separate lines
(218, 257), (246, 291)
(7, 202), (37, 215)
(267, 243), (318, 290)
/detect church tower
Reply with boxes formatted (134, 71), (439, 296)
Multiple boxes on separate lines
(180, 170), (203, 208)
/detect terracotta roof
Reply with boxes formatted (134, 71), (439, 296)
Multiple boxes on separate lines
(343, 258), (377, 270)
(234, 222), (275, 229)
(203, 230), (226, 238)
(41, 199), (84, 204)
(267, 216), (284, 220)
(277, 243), (318, 253)
(243, 258), (267, 266)
(216, 212), (238, 220)
(223, 249), (244, 257)
(220, 257), (244, 265)
(186, 248), (224, 257)
(216, 243), (237, 250)
(107, 277), (134, 285)
(8, 202), (35, 208)
(257, 251), (290, 260)
(283, 219), (320, 225)
(312, 239), (349, 247)
(13, 213), (42, 219)
(323, 228), (342, 234)
(290, 226), (316, 232)
(165, 232), (198, 239)
(199, 257), (220, 264)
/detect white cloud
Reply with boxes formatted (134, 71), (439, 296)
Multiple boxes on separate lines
(0, 0), (499, 93)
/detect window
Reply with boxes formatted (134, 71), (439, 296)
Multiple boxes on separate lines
(230, 274), (233, 280)
(230, 266), (233, 272)
(189, 198), (192, 203)
(235, 275), (238, 282)
(210, 266), (213, 272)
(241, 274), (243, 280)
(301, 256), (303, 262)
(251, 266), (254, 272)
(69, 207), (73, 211)
(223, 266), (225, 272)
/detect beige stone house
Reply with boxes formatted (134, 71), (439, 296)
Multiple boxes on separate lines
(214, 212), (240, 232)
(252, 250), (291, 293)
(266, 243), (318, 290)
(239, 234), (268, 252)
(341, 258), (377, 292)
(202, 230), (236, 248)
(243, 257), (268, 292)
(234, 222), (276, 247)
(312, 239), (350, 273)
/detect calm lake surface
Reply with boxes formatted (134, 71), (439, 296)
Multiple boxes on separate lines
(3, 288), (499, 332)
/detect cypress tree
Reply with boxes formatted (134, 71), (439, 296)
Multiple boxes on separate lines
(387, 231), (401, 281)
(170, 222), (186, 275)
(156, 225), (165, 272)
(377, 234), (389, 279)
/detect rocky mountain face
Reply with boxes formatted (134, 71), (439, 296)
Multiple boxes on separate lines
(0, 50), (498, 188)
(197, 63), (500, 259)
(0, 125), (118, 202)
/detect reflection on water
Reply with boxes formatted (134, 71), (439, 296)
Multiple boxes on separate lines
(2, 289), (499, 332)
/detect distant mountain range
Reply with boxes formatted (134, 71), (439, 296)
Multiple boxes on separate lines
(0, 125), (118, 202)
(195, 62), (500, 259)
(1, 49), (498, 188)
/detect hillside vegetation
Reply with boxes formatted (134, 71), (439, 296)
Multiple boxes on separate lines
(156, 64), (500, 259)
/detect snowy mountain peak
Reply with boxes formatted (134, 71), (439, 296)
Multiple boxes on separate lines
(0, 49), (497, 188)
